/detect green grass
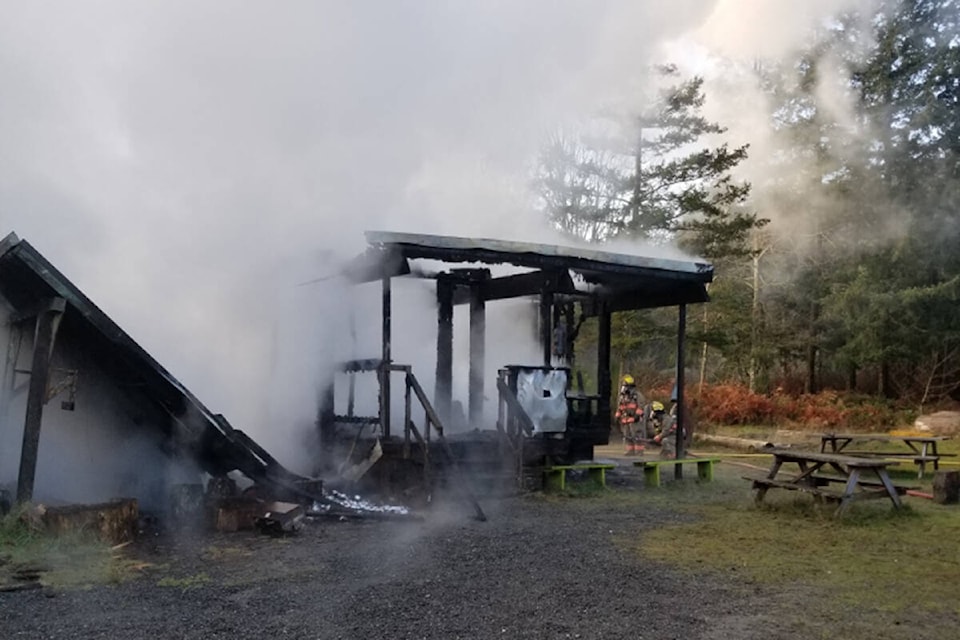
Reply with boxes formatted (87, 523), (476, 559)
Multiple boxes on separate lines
(0, 507), (142, 588)
(157, 572), (210, 591)
(602, 463), (960, 637)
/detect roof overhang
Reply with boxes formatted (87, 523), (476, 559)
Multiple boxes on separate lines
(346, 230), (713, 311)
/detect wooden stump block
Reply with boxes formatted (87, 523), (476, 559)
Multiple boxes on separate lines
(932, 470), (960, 504)
(42, 498), (138, 544)
(213, 498), (261, 532)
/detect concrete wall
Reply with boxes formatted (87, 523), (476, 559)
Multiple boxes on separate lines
(0, 298), (202, 511)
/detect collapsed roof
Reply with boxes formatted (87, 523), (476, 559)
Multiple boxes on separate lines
(345, 231), (713, 310)
(0, 232), (317, 500)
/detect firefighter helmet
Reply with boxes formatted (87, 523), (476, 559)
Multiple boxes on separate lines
(622, 375), (635, 385)
(651, 400), (665, 412)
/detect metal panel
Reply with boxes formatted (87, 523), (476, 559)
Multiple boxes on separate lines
(513, 368), (569, 434)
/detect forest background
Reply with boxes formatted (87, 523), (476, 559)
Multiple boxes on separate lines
(537, 0), (960, 429)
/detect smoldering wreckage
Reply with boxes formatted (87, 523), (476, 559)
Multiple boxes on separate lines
(0, 230), (710, 545)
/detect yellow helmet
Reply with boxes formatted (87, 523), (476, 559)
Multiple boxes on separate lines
(622, 375), (635, 385)
(651, 401), (664, 412)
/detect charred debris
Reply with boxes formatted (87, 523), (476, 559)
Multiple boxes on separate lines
(0, 232), (407, 541)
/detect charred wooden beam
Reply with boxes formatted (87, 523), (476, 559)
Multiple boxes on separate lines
(381, 277), (392, 438)
(16, 297), (65, 504)
(452, 269), (576, 305)
(318, 380), (335, 457)
(340, 358), (382, 372)
(540, 290), (552, 366)
(596, 301), (612, 430)
(435, 275), (454, 424)
(468, 283), (485, 426)
(675, 304), (687, 479)
(385, 241), (711, 283)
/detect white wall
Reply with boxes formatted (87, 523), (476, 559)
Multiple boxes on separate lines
(0, 298), (202, 511)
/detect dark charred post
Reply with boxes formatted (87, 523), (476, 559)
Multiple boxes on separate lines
(16, 297), (66, 504)
(468, 283), (486, 426)
(563, 302), (575, 364)
(675, 304), (687, 479)
(346, 374), (356, 417)
(318, 380), (335, 456)
(435, 275), (454, 424)
(403, 374), (412, 458)
(540, 290), (553, 366)
(381, 276), (392, 438)
(596, 301), (612, 429)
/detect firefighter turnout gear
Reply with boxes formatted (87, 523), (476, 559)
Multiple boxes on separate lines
(615, 378), (644, 455)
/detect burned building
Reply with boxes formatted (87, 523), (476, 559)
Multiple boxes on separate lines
(320, 231), (713, 494)
(0, 232), (319, 514)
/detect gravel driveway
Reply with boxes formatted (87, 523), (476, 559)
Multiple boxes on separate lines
(0, 468), (752, 640)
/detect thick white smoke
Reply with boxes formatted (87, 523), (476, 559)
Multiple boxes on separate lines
(0, 1), (875, 471)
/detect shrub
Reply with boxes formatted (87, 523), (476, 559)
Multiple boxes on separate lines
(683, 383), (913, 431)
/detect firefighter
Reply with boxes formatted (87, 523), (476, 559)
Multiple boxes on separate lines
(647, 400), (667, 439)
(614, 375), (644, 455)
(652, 414), (678, 459)
(653, 386), (684, 459)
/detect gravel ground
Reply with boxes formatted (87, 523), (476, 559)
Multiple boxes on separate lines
(1, 467), (756, 640)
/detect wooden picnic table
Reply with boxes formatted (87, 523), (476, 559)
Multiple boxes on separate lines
(820, 433), (952, 478)
(747, 448), (909, 516)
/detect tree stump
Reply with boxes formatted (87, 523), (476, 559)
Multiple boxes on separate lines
(932, 470), (960, 505)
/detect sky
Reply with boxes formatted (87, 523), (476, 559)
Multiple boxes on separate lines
(0, 1), (878, 466)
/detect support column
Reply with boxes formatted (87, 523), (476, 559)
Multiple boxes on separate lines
(597, 302), (612, 430)
(16, 297), (66, 504)
(675, 304), (687, 479)
(435, 276), (454, 424)
(468, 284), (485, 426)
(381, 277), (392, 438)
(540, 291), (553, 366)
(318, 381), (335, 450)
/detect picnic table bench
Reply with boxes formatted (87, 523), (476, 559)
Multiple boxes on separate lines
(820, 433), (953, 478)
(633, 457), (721, 487)
(543, 463), (615, 491)
(745, 448), (912, 516)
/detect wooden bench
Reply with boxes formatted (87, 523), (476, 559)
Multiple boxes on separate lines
(633, 457), (721, 487)
(744, 474), (915, 503)
(543, 463), (615, 492)
(745, 476), (849, 502)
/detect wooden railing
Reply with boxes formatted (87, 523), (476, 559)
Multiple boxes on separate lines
(385, 363), (486, 521)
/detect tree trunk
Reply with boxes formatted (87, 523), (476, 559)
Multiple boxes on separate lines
(805, 344), (818, 394)
(880, 361), (893, 399)
(847, 365), (857, 391)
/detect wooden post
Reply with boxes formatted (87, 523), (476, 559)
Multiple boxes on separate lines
(318, 380), (335, 453)
(675, 304), (687, 480)
(468, 283), (485, 426)
(597, 302), (612, 430)
(381, 276), (392, 438)
(435, 276), (454, 424)
(16, 297), (66, 504)
(540, 291), (553, 366)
